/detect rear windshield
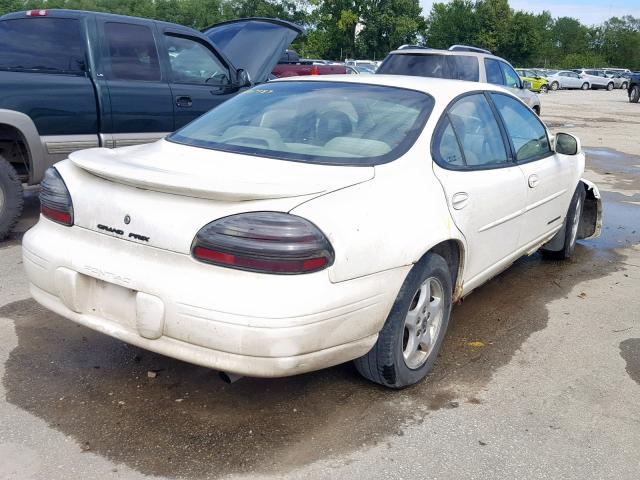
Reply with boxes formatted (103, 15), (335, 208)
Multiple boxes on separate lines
(169, 81), (434, 166)
(377, 53), (479, 82)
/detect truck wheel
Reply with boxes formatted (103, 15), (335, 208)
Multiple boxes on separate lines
(541, 185), (585, 260)
(630, 86), (640, 103)
(606, 82), (614, 91)
(550, 81), (559, 91)
(0, 156), (24, 240)
(354, 253), (452, 389)
(581, 82), (589, 90)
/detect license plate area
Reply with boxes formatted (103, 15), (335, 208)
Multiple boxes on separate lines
(89, 278), (137, 329)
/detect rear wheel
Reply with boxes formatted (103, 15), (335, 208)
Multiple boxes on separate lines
(606, 82), (614, 91)
(541, 186), (585, 260)
(540, 84), (549, 94)
(581, 82), (589, 90)
(550, 81), (559, 91)
(354, 253), (452, 388)
(0, 156), (24, 240)
(630, 86), (640, 103)
(621, 82), (628, 90)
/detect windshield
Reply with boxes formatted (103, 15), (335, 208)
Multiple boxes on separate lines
(169, 81), (434, 166)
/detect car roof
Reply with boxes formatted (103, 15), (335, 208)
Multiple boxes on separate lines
(271, 74), (513, 101)
(385, 47), (506, 63)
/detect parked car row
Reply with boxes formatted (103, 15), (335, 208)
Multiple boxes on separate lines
(521, 67), (631, 91)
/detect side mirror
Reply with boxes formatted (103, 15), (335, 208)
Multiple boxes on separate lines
(555, 132), (581, 155)
(236, 69), (251, 88)
(522, 80), (532, 90)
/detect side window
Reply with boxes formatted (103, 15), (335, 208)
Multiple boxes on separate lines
(484, 58), (503, 85)
(434, 93), (508, 168)
(500, 62), (521, 88)
(104, 22), (161, 82)
(434, 119), (464, 166)
(449, 56), (479, 81)
(0, 18), (85, 73)
(491, 93), (551, 162)
(164, 35), (230, 85)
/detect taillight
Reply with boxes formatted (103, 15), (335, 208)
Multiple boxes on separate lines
(192, 212), (334, 274)
(40, 167), (73, 226)
(26, 9), (48, 16)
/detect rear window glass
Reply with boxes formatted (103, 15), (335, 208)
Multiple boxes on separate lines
(0, 18), (85, 73)
(377, 54), (479, 82)
(169, 81), (434, 166)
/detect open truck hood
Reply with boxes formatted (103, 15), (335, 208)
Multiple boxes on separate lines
(202, 18), (304, 84)
(69, 139), (373, 202)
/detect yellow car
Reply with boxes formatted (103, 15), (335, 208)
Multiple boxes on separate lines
(516, 69), (550, 93)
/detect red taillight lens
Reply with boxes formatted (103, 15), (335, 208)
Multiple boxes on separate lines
(26, 9), (48, 16)
(192, 212), (334, 274)
(40, 167), (73, 226)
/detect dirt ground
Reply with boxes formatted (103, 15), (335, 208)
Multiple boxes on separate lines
(1, 88), (639, 480)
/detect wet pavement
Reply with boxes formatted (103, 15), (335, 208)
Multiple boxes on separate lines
(1, 95), (640, 479)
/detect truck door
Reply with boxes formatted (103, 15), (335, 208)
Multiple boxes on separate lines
(159, 32), (238, 130)
(96, 18), (174, 147)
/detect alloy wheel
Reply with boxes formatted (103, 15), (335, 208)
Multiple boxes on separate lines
(402, 277), (445, 369)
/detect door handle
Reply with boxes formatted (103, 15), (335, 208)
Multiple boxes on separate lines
(528, 174), (540, 188)
(451, 192), (469, 210)
(176, 96), (192, 108)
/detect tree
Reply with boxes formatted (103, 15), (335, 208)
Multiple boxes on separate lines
(425, 0), (477, 49)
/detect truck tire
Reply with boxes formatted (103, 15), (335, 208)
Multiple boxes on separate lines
(630, 86), (640, 103)
(354, 253), (452, 388)
(0, 156), (24, 240)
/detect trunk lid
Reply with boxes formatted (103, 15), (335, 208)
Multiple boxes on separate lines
(65, 140), (373, 254)
(202, 18), (304, 84)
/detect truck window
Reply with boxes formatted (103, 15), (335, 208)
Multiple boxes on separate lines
(0, 18), (85, 73)
(105, 22), (161, 82)
(164, 35), (230, 85)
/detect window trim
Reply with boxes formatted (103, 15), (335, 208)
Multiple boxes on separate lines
(430, 90), (515, 171)
(488, 92), (553, 165)
(162, 32), (232, 86)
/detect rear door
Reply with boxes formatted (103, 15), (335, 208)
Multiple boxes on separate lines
(159, 31), (239, 130)
(96, 18), (174, 147)
(431, 92), (527, 289)
(490, 92), (574, 247)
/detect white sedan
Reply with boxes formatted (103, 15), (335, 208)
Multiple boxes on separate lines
(22, 75), (602, 388)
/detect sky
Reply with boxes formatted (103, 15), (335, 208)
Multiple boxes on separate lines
(418, 0), (640, 26)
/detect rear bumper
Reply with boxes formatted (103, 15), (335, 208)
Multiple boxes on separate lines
(22, 219), (409, 377)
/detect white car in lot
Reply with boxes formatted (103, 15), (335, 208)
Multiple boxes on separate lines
(546, 70), (590, 90)
(22, 76), (602, 388)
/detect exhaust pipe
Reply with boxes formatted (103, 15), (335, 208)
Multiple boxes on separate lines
(219, 371), (243, 384)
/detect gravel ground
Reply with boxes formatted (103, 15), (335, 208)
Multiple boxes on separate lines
(1, 88), (639, 480)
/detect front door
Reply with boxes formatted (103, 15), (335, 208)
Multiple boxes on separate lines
(97, 19), (174, 147)
(431, 92), (527, 290)
(490, 92), (575, 247)
(160, 33), (239, 130)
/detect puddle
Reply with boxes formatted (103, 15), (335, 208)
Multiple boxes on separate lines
(1, 148), (639, 478)
(619, 339), (640, 385)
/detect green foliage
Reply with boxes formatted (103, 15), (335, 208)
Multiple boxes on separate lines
(0, 0), (638, 68)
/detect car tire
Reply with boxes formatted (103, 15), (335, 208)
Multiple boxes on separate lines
(0, 156), (24, 241)
(630, 86), (640, 103)
(541, 185), (586, 261)
(540, 84), (549, 94)
(550, 81), (559, 91)
(354, 253), (452, 389)
(621, 82), (628, 90)
(606, 82), (614, 91)
(581, 82), (589, 90)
